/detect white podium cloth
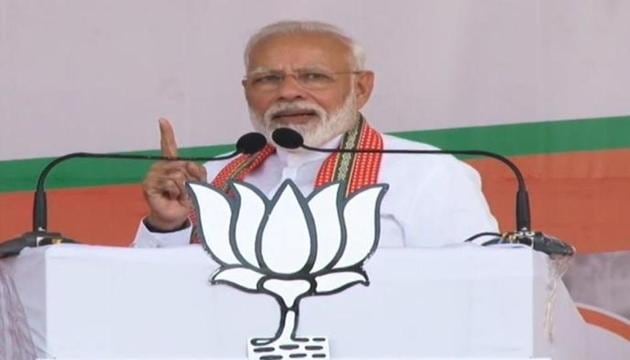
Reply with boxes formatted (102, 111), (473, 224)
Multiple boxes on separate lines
(1, 244), (626, 359)
(0, 261), (37, 360)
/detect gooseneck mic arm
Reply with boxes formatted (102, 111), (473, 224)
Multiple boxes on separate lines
(271, 128), (573, 257)
(272, 128), (531, 232)
(32, 132), (267, 232)
(32, 152), (233, 232)
(0, 132), (267, 258)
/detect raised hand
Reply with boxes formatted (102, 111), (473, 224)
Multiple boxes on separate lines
(142, 118), (207, 231)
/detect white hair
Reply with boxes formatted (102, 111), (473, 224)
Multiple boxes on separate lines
(244, 20), (366, 70)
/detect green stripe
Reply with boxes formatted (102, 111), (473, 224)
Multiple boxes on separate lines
(391, 115), (630, 156)
(1, 116), (629, 193)
(0, 146), (233, 193)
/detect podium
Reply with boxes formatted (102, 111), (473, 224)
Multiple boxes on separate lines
(0, 244), (626, 359)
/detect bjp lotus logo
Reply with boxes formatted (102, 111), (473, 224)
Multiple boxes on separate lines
(187, 180), (388, 359)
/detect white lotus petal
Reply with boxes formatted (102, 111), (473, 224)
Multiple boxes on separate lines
(263, 278), (311, 308)
(334, 186), (386, 268)
(308, 184), (342, 273)
(212, 267), (265, 291)
(188, 183), (239, 265)
(315, 271), (367, 293)
(232, 183), (265, 267)
(260, 183), (312, 274)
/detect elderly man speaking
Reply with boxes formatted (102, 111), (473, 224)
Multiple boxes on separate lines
(133, 20), (498, 248)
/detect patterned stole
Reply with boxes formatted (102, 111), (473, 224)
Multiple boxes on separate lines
(315, 117), (383, 197)
(190, 117), (383, 243)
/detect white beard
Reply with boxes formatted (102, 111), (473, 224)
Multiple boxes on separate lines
(249, 87), (358, 148)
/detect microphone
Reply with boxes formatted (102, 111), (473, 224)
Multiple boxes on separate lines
(236, 132), (268, 155)
(272, 128), (573, 257)
(0, 132), (267, 258)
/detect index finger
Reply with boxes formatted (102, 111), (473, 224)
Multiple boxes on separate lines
(159, 118), (179, 158)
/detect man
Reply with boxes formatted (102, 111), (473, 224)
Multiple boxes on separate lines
(133, 21), (497, 248)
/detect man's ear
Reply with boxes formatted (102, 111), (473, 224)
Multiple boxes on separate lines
(243, 79), (254, 105)
(354, 71), (375, 109)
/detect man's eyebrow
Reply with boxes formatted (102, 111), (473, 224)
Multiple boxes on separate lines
(247, 67), (276, 75)
(247, 65), (334, 75)
(298, 65), (331, 72)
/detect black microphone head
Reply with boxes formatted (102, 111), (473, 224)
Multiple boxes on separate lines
(236, 132), (267, 154)
(272, 128), (304, 149)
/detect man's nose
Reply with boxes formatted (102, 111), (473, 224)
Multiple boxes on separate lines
(276, 74), (307, 101)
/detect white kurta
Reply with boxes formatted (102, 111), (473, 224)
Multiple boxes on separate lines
(133, 134), (498, 248)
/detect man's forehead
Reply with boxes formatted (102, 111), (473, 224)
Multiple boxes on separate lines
(246, 33), (352, 70)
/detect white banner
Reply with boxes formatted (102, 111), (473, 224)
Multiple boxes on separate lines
(1, 0), (630, 160)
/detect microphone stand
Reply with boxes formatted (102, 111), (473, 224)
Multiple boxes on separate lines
(0, 133), (268, 258)
(272, 128), (574, 257)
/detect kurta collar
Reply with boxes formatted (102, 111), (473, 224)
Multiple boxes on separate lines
(276, 135), (343, 168)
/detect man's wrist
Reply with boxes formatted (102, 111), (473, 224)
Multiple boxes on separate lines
(143, 217), (190, 233)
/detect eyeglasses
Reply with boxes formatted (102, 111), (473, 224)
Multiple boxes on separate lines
(243, 69), (363, 92)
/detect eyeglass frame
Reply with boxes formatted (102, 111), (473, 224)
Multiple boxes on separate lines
(242, 68), (366, 92)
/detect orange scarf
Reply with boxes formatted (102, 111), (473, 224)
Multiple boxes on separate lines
(190, 118), (383, 244)
(211, 117), (383, 197)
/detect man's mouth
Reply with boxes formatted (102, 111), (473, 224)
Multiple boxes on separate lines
(271, 109), (319, 124)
